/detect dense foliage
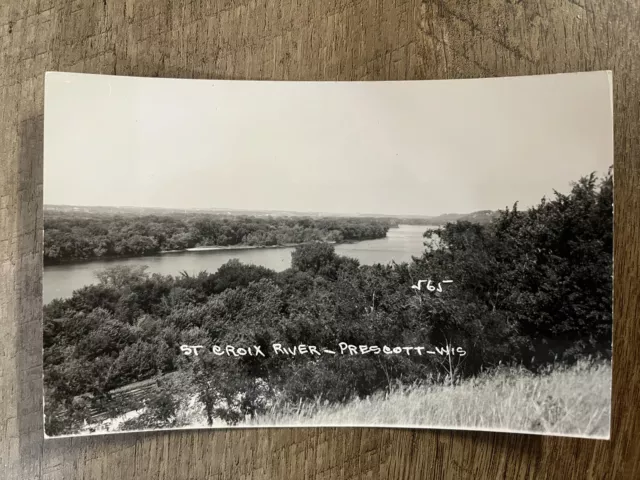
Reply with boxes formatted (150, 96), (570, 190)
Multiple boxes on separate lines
(43, 213), (393, 264)
(43, 173), (612, 436)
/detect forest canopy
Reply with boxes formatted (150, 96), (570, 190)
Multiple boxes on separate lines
(43, 213), (393, 264)
(43, 172), (612, 436)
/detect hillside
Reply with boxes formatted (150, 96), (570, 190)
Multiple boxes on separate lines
(43, 204), (498, 224)
(390, 210), (499, 226)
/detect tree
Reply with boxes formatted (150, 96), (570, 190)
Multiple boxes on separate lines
(291, 242), (338, 276)
(418, 170), (613, 368)
(96, 265), (149, 289)
(212, 259), (276, 294)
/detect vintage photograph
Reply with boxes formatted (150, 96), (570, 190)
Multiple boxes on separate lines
(43, 71), (613, 439)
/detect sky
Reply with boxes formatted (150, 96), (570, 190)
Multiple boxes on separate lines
(44, 71), (613, 216)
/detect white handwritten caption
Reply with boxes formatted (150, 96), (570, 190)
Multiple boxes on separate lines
(411, 279), (453, 292)
(180, 343), (466, 357)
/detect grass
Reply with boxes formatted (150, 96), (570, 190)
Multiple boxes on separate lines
(92, 360), (611, 438)
(224, 360), (611, 438)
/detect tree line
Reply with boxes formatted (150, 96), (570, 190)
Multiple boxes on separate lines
(392, 210), (497, 226)
(43, 172), (612, 435)
(43, 213), (393, 264)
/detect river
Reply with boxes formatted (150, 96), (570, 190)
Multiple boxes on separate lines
(43, 224), (435, 304)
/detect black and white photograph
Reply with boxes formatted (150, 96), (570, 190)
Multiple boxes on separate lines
(43, 71), (613, 439)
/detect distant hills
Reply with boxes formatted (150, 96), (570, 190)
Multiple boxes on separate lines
(44, 205), (499, 225)
(383, 210), (498, 226)
(429, 210), (498, 225)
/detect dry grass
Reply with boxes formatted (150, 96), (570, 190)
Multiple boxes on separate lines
(112, 360), (610, 438)
(234, 360), (611, 438)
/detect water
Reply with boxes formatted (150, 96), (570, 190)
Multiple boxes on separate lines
(43, 224), (433, 304)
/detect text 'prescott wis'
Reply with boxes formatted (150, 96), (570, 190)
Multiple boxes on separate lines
(180, 343), (467, 357)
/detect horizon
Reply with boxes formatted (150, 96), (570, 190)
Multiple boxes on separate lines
(44, 72), (613, 217)
(43, 167), (609, 218)
(43, 201), (499, 219)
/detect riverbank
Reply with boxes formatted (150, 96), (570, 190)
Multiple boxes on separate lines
(165, 240), (337, 254)
(44, 240), (342, 266)
(43, 238), (387, 266)
(43, 225), (429, 303)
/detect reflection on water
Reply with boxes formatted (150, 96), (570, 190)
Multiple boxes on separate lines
(43, 224), (434, 304)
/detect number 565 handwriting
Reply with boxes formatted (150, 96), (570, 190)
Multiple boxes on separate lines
(411, 279), (453, 292)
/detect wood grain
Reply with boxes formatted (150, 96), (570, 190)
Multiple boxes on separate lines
(1, 0), (638, 478)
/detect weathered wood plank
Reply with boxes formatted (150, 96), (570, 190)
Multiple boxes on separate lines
(1, 0), (638, 478)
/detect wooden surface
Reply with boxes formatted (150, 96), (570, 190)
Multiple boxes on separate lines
(1, 0), (638, 478)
